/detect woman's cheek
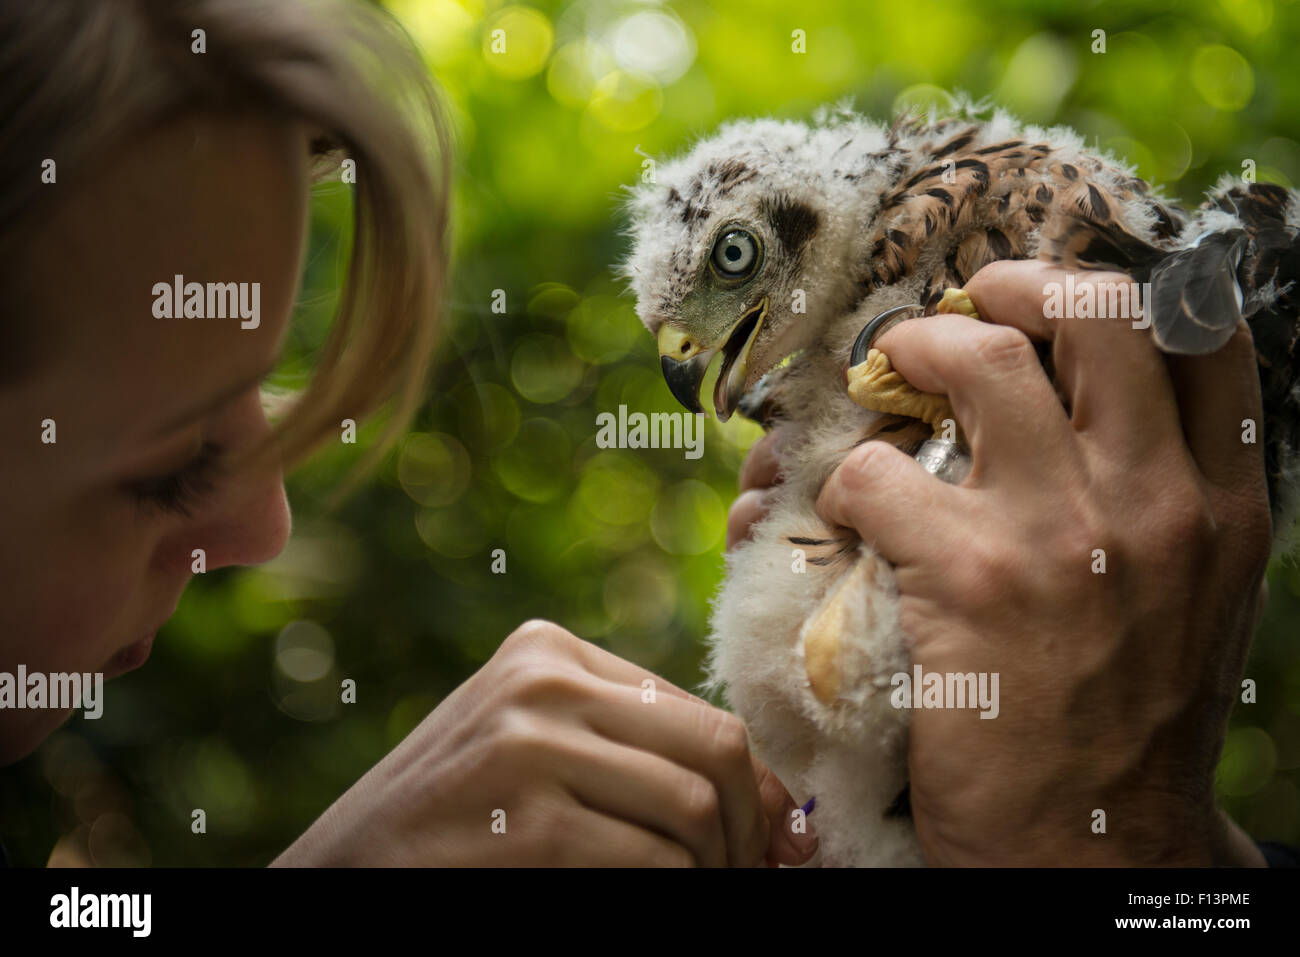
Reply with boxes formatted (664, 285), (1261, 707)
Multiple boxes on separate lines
(15, 499), (165, 675)
(36, 542), (149, 672)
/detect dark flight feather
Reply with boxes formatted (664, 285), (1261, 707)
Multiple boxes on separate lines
(1043, 212), (1251, 354)
(1039, 186), (1300, 520)
(1147, 229), (1248, 355)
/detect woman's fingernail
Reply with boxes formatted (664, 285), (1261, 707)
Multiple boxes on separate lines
(788, 796), (818, 857)
(791, 823), (819, 857)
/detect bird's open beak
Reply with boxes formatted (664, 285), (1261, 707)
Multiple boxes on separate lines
(657, 297), (768, 422)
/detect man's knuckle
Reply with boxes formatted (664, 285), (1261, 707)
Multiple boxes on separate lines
(969, 538), (1022, 585)
(973, 326), (1035, 374)
(1157, 492), (1217, 552)
(841, 441), (895, 491)
(966, 257), (1018, 291)
(949, 536), (1035, 609)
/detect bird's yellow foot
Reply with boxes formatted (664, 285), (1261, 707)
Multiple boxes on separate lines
(844, 288), (982, 437)
(845, 348), (956, 437)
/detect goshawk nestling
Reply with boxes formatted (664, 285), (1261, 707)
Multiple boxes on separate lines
(620, 101), (1300, 866)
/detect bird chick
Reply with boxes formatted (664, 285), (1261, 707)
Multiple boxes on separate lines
(620, 101), (1300, 866)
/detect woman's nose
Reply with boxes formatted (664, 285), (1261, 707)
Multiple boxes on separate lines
(195, 467), (293, 571)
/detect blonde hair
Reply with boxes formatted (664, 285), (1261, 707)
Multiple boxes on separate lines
(0, 0), (450, 486)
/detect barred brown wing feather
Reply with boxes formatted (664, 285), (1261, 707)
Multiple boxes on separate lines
(1040, 212), (1166, 273)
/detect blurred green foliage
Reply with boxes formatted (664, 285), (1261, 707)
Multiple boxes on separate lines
(5, 0), (1300, 864)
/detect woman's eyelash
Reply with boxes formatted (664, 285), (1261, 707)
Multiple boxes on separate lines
(126, 442), (224, 516)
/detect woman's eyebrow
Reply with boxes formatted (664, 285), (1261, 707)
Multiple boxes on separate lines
(150, 358), (280, 437)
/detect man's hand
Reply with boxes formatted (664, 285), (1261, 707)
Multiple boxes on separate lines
(274, 620), (817, 867)
(728, 426), (786, 550)
(811, 260), (1272, 866)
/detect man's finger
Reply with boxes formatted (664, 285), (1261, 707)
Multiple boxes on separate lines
(738, 429), (786, 492)
(871, 312), (1072, 479)
(962, 260), (1184, 463)
(727, 488), (770, 551)
(815, 439), (967, 569)
(1164, 321), (1268, 494)
(959, 259), (1057, 340)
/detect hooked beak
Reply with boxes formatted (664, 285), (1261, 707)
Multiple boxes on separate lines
(657, 298), (768, 422)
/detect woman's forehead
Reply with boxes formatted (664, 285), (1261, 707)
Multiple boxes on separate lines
(7, 111), (308, 448)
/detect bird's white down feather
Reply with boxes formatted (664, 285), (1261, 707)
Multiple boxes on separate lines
(622, 100), (1298, 867)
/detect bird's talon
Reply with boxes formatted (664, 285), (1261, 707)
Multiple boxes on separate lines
(848, 303), (926, 366)
(935, 287), (980, 319)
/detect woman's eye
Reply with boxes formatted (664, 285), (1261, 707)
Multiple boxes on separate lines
(125, 442), (224, 516)
(712, 228), (760, 277)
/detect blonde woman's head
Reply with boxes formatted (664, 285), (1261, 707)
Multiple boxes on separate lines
(0, 0), (450, 762)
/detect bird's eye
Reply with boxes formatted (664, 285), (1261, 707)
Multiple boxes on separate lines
(711, 228), (760, 279)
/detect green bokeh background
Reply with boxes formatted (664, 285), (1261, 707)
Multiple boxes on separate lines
(5, 0), (1300, 864)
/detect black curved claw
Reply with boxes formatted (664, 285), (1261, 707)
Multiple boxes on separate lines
(849, 303), (926, 366)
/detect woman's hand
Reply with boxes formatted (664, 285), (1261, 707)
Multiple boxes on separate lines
(814, 259), (1272, 865)
(274, 619), (817, 867)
